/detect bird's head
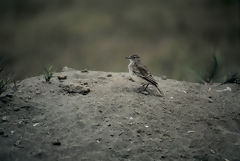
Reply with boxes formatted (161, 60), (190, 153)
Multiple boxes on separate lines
(125, 54), (140, 62)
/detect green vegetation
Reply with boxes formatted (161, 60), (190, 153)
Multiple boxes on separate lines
(220, 72), (240, 85)
(44, 66), (54, 83)
(196, 51), (240, 85)
(0, 78), (10, 94)
(202, 54), (220, 83)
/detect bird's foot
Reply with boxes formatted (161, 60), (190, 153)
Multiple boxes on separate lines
(137, 85), (150, 95)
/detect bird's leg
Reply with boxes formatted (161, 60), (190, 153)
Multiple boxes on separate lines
(137, 84), (147, 92)
(143, 83), (149, 91)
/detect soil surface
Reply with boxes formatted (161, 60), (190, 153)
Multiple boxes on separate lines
(0, 68), (240, 161)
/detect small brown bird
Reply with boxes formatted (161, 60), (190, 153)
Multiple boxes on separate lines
(126, 54), (164, 96)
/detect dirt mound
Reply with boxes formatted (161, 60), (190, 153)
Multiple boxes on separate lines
(0, 69), (240, 161)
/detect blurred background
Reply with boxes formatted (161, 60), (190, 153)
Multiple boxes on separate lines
(0, 0), (239, 81)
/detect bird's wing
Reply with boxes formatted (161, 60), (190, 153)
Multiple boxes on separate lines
(133, 63), (158, 86)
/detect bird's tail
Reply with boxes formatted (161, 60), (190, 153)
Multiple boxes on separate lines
(155, 85), (164, 97)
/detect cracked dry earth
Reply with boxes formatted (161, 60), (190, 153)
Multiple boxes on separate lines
(0, 68), (240, 161)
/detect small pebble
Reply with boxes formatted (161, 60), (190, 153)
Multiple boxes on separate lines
(208, 98), (213, 103)
(57, 75), (67, 80)
(187, 130), (195, 134)
(161, 75), (167, 80)
(210, 149), (215, 154)
(0, 131), (4, 135)
(2, 116), (7, 122)
(107, 74), (112, 77)
(52, 140), (61, 146)
(13, 107), (20, 111)
(33, 123), (40, 127)
(96, 138), (102, 143)
(36, 90), (41, 95)
(21, 106), (31, 109)
(14, 140), (21, 147)
(81, 69), (88, 73)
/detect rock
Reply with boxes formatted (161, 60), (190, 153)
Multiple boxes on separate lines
(107, 74), (112, 77)
(187, 130), (195, 134)
(216, 87), (232, 92)
(35, 89), (41, 95)
(161, 155), (166, 159)
(14, 140), (21, 147)
(210, 149), (215, 154)
(57, 75), (67, 81)
(62, 66), (74, 72)
(2, 116), (7, 122)
(13, 107), (20, 111)
(61, 83), (90, 95)
(17, 120), (24, 127)
(21, 105), (32, 109)
(0, 130), (4, 135)
(5, 94), (13, 98)
(96, 138), (102, 143)
(81, 69), (88, 73)
(52, 140), (61, 146)
(33, 123), (40, 127)
(10, 130), (15, 135)
(137, 129), (144, 133)
(208, 98), (213, 103)
(13, 140), (23, 148)
(161, 75), (167, 80)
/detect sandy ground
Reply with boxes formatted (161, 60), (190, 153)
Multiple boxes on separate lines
(0, 68), (240, 161)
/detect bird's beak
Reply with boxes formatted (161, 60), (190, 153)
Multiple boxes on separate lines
(125, 56), (130, 59)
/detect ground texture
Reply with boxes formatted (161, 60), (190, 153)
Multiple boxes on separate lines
(0, 68), (240, 161)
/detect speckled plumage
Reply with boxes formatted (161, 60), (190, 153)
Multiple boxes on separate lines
(126, 54), (164, 96)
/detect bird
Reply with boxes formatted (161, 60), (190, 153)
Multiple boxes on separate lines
(126, 54), (164, 96)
